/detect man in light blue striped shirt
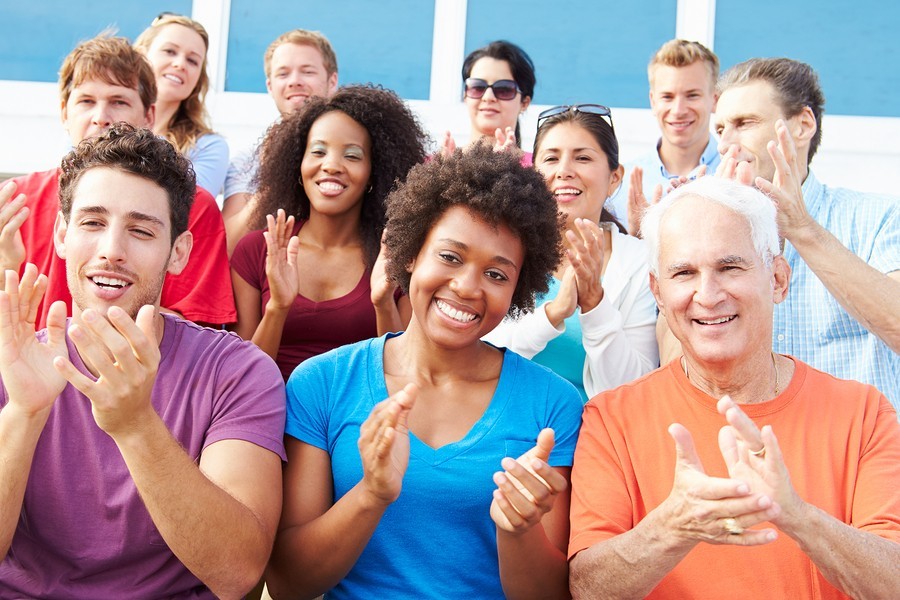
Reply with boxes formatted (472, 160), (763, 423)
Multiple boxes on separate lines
(715, 58), (900, 409)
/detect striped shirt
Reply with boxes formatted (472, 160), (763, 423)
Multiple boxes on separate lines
(773, 171), (900, 409)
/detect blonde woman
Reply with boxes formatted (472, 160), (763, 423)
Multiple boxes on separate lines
(135, 13), (228, 195)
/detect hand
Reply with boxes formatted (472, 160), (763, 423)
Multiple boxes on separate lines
(370, 236), (395, 310)
(753, 119), (816, 240)
(544, 265), (577, 328)
(440, 130), (457, 158)
(627, 167), (663, 237)
(358, 383), (418, 506)
(52, 305), (160, 436)
(715, 144), (755, 186)
(0, 264), (68, 414)
(490, 428), (567, 535)
(0, 181), (28, 273)
(565, 218), (605, 313)
(657, 423), (780, 549)
(263, 209), (301, 311)
(492, 126), (518, 155)
(716, 395), (804, 531)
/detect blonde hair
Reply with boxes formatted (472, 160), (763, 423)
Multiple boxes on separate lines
(134, 14), (213, 154)
(648, 39), (719, 90)
(263, 29), (338, 79)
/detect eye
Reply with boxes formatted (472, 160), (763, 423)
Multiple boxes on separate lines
(188, 57), (200, 67)
(308, 147), (326, 157)
(714, 125), (724, 136)
(438, 251), (461, 264)
(540, 155), (558, 164)
(485, 269), (509, 282)
(131, 228), (154, 238)
(79, 219), (103, 229)
(78, 98), (95, 105)
(344, 151), (363, 161)
(576, 154), (593, 162)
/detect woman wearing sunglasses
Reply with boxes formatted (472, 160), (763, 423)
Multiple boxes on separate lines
(135, 14), (228, 196)
(484, 105), (659, 401)
(266, 145), (581, 600)
(442, 40), (535, 165)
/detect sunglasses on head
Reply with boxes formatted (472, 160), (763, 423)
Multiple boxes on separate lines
(152, 11), (182, 26)
(537, 104), (614, 130)
(464, 78), (521, 101)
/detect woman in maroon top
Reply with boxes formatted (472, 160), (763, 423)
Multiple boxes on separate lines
(231, 85), (427, 380)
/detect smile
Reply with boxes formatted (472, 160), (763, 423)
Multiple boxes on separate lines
(694, 315), (735, 325)
(162, 73), (184, 85)
(91, 275), (129, 289)
(435, 299), (478, 323)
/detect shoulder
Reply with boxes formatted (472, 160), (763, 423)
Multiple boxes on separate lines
(585, 363), (675, 415)
(10, 168), (59, 205)
(502, 349), (583, 408)
(288, 335), (382, 388)
(193, 133), (229, 153)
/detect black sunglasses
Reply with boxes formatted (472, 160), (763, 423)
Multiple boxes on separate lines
(537, 104), (614, 131)
(152, 11), (182, 26)
(464, 78), (521, 101)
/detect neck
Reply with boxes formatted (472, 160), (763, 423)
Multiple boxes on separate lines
(153, 100), (180, 135)
(302, 210), (363, 247)
(681, 350), (782, 404)
(389, 320), (498, 386)
(658, 136), (709, 177)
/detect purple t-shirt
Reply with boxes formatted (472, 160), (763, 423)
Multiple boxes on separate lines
(0, 315), (286, 599)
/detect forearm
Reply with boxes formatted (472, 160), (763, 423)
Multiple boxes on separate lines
(788, 222), (900, 352)
(266, 481), (389, 599)
(570, 511), (691, 600)
(251, 304), (289, 360)
(373, 299), (403, 335)
(782, 501), (900, 599)
(113, 415), (274, 600)
(0, 405), (49, 558)
(498, 524), (569, 600)
(222, 194), (253, 257)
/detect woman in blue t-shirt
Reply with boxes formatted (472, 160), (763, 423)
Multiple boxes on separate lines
(267, 144), (583, 599)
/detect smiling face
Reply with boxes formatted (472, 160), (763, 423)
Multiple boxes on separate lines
(650, 195), (788, 369)
(300, 110), (372, 220)
(466, 57), (530, 140)
(54, 167), (191, 319)
(144, 23), (206, 104)
(407, 205), (524, 350)
(649, 61), (717, 155)
(534, 121), (623, 226)
(267, 42), (337, 115)
(61, 78), (154, 145)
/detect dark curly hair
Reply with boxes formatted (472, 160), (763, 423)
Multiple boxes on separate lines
(58, 122), (195, 243)
(383, 143), (563, 317)
(253, 84), (429, 268)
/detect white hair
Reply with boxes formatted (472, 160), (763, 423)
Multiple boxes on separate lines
(641, 177), (781, 276)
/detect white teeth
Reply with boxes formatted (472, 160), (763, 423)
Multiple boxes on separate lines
(163, 74), (183, 84)
(697, 316), (734, 325)
(435, 299), (477, 323)
(318, 181), (345, 192)
(91, 276), (128, 288)
(554, 188), (581, 196)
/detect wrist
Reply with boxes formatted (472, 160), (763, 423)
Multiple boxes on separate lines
(264, 297), (293, 314)
(579, 289), (604, 313)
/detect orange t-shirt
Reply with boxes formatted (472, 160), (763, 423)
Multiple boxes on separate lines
(570, 358), (900, 599)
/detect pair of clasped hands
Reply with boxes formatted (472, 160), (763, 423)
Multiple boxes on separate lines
(0, 264), (159, 436)
(357, 382), (566, 535)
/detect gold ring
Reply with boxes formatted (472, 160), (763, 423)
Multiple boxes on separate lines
(723, 517), (743, 535)
(750, 446), (766, 458)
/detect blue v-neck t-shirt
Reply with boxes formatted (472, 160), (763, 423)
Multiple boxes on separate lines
(285, 333), (582, 599)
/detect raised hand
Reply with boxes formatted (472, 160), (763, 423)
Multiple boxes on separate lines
(357, 383), (418, 506)
(263, 209), (301, 311)
(0, 181), (28, 273)
(565, 218), (605, 313)
(52, 305), (160, 436)
(439, 130), (457, 158)
(0, 264), (68, 413)
(490, 428), (567, 534)
(627, 167), (663, 237)
(492, 126), (518, 155)
(716, 395), (803, 529)
(544, 265), (577, 328)
(658, 423), (780, 547)
(369, 236), (394, 310)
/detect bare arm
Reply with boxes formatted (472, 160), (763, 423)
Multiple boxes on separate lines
(756, 120), (900, 353)
(222, 192), (254, 257)
(0, 182), (28, 274)
(267, 385), (417, 599)
(370, 240), (411, 335)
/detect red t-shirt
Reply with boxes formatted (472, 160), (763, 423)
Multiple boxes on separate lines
(8, 168), (235, 327)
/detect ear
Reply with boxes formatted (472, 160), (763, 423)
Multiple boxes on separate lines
(649, 272), (664, 312)
(520, 95), (531, 113)
(789, 106), (816, 151)
(648, 89), (658, 112)
(265, 77), (273, 95)
(771, 255), (791, 304)
(60, 99), (69, 127)
(166, 230), (193, 276)
(608, 164), (625, 198)
(327, 71), (338, 96)
(143, 103), (156, 130)
(53, 211), (68, 259)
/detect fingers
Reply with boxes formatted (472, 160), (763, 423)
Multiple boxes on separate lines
(440, 130), (456, 156)
(668, 423), (706, 473)
(628, 166), (643, 198)
(45, 300), (68, 347)
(52, 354), (97, 395)
(651, 183), (664, 204)
(531, 428), (555, 462)
(717, 396), (764, 456)
(492, 457), (566, 530)
(0, 194), (28, 237)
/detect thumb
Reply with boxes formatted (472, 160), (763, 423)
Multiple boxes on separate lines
(523, 428), (556, 463)
(668, 423), (705, 474)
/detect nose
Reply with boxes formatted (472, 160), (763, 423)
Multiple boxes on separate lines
(97, 228), (127, 263)
(717, 127), (738, 156)
(91, 102), (114, 128)
(320, 151), (345, 174)
(481, 85), (497, 102)
(671, 94), (687, 115)
(555, 155), (576, 179)
(448, 264), (482, 299)
(693, 271), (726, 308)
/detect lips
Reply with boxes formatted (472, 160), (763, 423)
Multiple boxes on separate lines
(162, 73), (184, 85)
(435, 298), (478, 323)
(84, 268), (136, 301)
(694, 315), (736, 325)
(553, 187), (582, 203)
(315, 178), (347, 197)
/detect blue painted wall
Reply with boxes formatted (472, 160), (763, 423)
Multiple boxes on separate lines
(0, 1), (192, 82)
(226, 0), (434, 98)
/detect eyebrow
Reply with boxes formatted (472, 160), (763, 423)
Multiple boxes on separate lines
(74, 206), (166, 229)
(438, 238), (520, 271)
(309, 140), (366, 150)
(665, 255), (747, 273)
(161, 42), (203, 61)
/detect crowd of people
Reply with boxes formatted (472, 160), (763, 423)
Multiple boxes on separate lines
(0, 14), (897, 600)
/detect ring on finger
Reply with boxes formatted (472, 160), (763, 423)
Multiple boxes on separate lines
(750, 446), (766, 458)
(723, 517), (744, 536)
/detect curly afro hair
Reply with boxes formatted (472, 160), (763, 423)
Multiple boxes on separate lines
(253, 84), (428, 268)
(383, 143), (564, 317)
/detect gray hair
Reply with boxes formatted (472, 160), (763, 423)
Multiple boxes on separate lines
(641, 177), (780, 276)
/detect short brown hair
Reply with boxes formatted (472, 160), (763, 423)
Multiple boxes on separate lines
(59, 123), (195, 244)
(648, 39), (719, 89)
(718, 58), (825, 164)
(59, 33), (156, 111)
(263, 29), (338, 79)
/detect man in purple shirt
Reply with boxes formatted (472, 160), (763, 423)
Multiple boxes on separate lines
(0, 123), (286, 599)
